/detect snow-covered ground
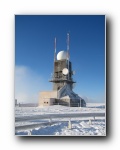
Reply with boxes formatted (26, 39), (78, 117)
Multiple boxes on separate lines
(15, 103), (106, 136)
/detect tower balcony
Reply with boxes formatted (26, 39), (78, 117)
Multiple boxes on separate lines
(49, 77), (76, 83)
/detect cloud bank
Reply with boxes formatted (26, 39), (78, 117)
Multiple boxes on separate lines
(15, 65), (50, 103)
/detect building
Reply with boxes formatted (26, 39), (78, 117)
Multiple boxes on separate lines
(38, 34), (86, 107)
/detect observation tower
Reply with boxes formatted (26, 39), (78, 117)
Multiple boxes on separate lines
(39, 34), (86, 107)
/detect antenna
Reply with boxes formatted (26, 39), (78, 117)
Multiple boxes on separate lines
(67, 33), (70, 60)
(53, 37), (57, 80)
(67, 33), (70, 80)
(54, 37), (56, 62)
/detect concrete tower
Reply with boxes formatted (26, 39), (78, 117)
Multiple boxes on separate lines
(49, 34), (86, 107)
(39, 34), (86, 107)
(50, 51), (75, 91)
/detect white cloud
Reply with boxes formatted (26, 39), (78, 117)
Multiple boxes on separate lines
(15, 65), (50, 103)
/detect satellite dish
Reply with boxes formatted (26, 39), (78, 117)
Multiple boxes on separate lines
(72, 71), (75, 75)
(62, 68), (69, 75)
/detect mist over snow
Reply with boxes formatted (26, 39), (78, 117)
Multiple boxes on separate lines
(15, 65), (50, 103)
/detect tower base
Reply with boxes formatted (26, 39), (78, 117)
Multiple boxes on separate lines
(38, 85), (86, 107)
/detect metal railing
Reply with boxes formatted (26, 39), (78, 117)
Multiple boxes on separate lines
(15, 112), (105, 134)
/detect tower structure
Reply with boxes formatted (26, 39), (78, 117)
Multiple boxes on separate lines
(39, 34), (86, 107)
(50, 51), (74, 91)
(50, 34), (74, 91)
(49, 34), (86, 107)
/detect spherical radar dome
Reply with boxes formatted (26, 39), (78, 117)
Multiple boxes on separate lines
(57, 51), (67, 60)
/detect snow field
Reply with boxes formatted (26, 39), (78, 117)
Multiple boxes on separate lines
(15, 103), (106, 136)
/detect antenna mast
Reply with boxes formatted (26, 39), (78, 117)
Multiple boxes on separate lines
(54, 37), (56, 62)
(67, 33), (70, 80)
(53, 37), (56, 81)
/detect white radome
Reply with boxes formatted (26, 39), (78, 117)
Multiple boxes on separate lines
(62, 68), (69, 75)
(57, 51), (67, 60)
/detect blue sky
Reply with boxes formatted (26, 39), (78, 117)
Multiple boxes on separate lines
(15, 15), (105, 103)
